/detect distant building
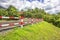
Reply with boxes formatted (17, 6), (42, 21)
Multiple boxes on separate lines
(18, 11), (24, 14)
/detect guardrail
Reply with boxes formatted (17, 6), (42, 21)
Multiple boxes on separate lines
(0, 16), (19, 19)
(0, 16), (43, 28)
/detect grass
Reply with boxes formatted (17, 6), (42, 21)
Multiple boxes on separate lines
(0, 21), (60, 40)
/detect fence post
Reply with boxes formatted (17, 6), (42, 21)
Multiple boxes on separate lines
(31, 18), (34, 25)
(19, 16), (24, 28)
(0, 24), (2, 27)
(0, 16), (2, 19)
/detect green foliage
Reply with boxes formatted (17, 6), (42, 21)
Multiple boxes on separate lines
(55, 18), (60, 27)
(0, 21), (60, 40)
(21, 8), (45, 18)
(43, 13), (60, 27)
(0, 5), (19, 17)
(7, 5), (19, 17)
(22, 12), (33, 18)
(0, 9), (8, 16)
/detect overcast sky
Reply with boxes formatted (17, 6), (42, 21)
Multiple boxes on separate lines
(0, 0), (60, 13)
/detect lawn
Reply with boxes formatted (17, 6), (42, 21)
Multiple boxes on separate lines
(0, 21), (60, 40)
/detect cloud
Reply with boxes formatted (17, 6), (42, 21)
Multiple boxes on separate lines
(45, 5), (60, 14)
(0, 0), (60, 13)
(43, 0), (60, 13)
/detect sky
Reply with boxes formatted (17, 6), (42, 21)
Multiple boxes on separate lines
(0, 0), (60, 13)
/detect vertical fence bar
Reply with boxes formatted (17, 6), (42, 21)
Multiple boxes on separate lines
(0, 16), (2, 19)
(19, 16), (24, 28)
(31, 18), (34, 25)
(0, 24), (2, 27)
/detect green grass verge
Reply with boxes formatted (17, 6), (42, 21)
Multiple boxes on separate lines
(0, 21), (60, 40)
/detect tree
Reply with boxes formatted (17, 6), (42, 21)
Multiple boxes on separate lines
(0, 8), (8, 16)
(7, 5), (18, 16)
